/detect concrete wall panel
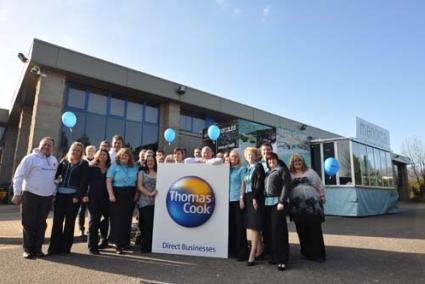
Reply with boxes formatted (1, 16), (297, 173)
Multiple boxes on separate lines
(31, 40), (60, 67)
(57, 49), (127, 86)
(220, 100), (253, 121)
(127, 70), (179, 100)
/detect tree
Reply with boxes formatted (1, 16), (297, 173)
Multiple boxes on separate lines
(401, 137), (425, 198)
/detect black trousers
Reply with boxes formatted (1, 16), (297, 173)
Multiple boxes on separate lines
(78, 203), (87, 232)
(87, 194), (109, 250)
(228, 201), (247, 259)
(263, 206), (272, 255)
(139, 205), (154, 252)
(21, 191), (52, 254)
(295, 220), (326, 260)
(48, 193), (80, 254)
(109, 187), (135, 249)
(266, 205), (289, 264)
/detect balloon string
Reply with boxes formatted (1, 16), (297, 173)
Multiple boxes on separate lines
(70, 128), (73, 133)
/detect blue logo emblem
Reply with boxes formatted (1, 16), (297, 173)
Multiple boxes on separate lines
(166, 176), (215, 228)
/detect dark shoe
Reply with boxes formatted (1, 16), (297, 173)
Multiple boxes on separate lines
(23, 252), (34, 259)
(247, 261), (256, 266)
(89, 249), (100, 255)
(98, 239), (109, 249)
(34, 251), (46, 258)
(116, 248), (123, 255)
(277, 264), (287, 271)
(135, 235), (142, 246)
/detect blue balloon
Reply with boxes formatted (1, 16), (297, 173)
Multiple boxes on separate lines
(208, 125), (220, 141)
(164, 128), (176, 144)
(324, 157), (340, 176)
(62, 111), (77, 128)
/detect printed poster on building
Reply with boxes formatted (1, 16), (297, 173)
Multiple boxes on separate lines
(152, 163), (229, 258)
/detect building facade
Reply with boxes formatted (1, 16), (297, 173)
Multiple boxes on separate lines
(0, 39), (410, 215)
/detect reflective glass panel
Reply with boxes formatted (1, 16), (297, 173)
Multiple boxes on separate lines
(142, 124), (159, 146)
(145, 105), (159, 123)
(337, 140), (352, 185)
(311, 144), (322, 179)
(125, 121), (142, 150)
(110, 98), (125, 117)
(180, 114), (192, 131)
(192, 117), (205, 134)
(87, 93), (107, 115)
(323, 142), (336, 185)
(106, 118), (125, 142)
(85, 113), (106, 147)
(127, 102), (143, 122)
(367, 146), (377, 186)
(67, 88), (86, 109)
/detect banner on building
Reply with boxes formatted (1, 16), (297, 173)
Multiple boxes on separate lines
(152, 163), (229, 258)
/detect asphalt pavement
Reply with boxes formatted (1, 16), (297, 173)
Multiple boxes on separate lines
(0, 202), (424, 283)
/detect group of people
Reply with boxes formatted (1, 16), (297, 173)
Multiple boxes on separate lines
(227, 143), (326, 271)
(12, 136), (327, 272)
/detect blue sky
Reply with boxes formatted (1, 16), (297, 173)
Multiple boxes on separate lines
(0, 0), (424, 153)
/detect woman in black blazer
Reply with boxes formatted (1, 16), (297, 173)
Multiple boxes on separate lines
(87, 149), (111, 254)
(48, 141), (89, 255)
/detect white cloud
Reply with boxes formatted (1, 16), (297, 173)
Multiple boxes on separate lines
(215, 0), (225, 8)
(262, 5), (271, 19)
(232, 8), (242, 17)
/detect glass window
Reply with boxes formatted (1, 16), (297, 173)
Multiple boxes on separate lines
(386, 152), (394, 187)
(87, 93), (107, 115)
(85, 113), (106, 147)
(142, 124), (158, 146)
(125, 121), (142, 150)
(110, 98), (125, 117)
(192, 117), (205, 134)
(311, 144), (322, 179)
(352, 142), (362, 185)
(106, 118), (125, 142)
(380, 150), (388, 187)
(323, 142), (336, 185)
(67, 88), (86, 109)
(145, 105), (159, 123)
(336, 140), (352, 185)
(0, 126), (5, 140)
(180, 114), (192, 131)
(375, 149), (383, 186)
(366, 146), (377, 186)
(127, 102), (143, 122)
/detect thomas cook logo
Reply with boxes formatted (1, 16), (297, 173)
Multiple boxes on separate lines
(166, 176), (215, 228)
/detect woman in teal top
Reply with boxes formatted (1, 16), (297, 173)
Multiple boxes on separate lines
(228, 149), (248, 260)
(106, 148), (139, 254)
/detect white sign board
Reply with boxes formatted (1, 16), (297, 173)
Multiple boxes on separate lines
(152, 163), (229, 258)
(356, 117), (391, 150)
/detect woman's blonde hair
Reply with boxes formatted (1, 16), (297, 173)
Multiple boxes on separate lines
(66, 142), (84, 162)
(229, 149), (241, 166)
(288, 153), (308, 173)
(244, 147), (258, 161)
(116, 148), (135, 166)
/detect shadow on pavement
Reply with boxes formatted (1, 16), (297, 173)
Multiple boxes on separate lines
(40, 244), (425, 283)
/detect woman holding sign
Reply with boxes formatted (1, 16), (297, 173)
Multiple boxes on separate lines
(288, 153), (326, 263)
(240, 147), (266, 266)
(137, 155), (158, 253)
(106, 148), (139, 254)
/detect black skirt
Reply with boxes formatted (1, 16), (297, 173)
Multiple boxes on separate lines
(244, 192), (264, 230)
